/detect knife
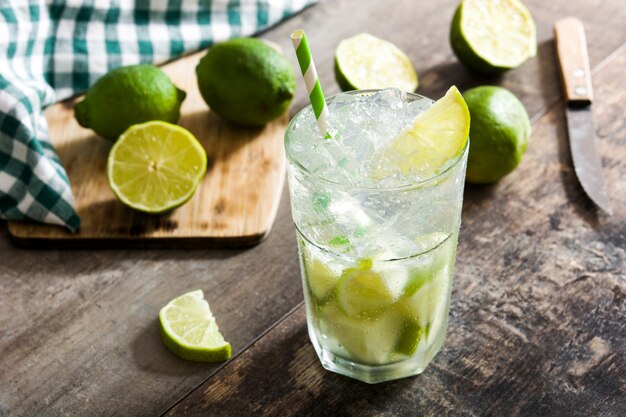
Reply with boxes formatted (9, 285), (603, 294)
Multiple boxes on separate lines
(553, 17), (612, 215)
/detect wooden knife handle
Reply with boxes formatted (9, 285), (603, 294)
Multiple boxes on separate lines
(554, 17), (593, 104)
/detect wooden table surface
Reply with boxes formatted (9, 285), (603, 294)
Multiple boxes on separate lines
(1, 1), (625, 416)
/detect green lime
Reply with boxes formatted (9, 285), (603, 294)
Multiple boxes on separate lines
(463, 86), (530, 183)
(107, 121), (207, 213)
(335, 33), (418, 92)
(75, 64), (186, 141)
(375, 86), (470, 179)
(196, 38), (295, 126)
(395, 319), (425, 356)
(320, 304), (401, 365)
(450, 0), (537, 75)
(159, 290), (231, 362)
(335, 259), (408, 318)
(303, 255), (342, 304)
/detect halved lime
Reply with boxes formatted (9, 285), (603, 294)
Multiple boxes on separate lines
(107, 121), (207, 213)
(159, 290), (231, 362)
(450, 0), (537, 75)
(335, 33), (418, 92)
(376, 86), (470, 179)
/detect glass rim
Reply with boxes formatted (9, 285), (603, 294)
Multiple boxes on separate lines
(285, 89), (469, 192)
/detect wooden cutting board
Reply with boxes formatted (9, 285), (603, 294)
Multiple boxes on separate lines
(8, 49), (287, 248)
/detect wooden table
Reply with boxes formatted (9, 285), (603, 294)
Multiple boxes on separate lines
(1, 1), (624, 416)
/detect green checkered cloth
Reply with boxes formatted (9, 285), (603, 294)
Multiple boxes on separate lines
(0, 0), (313, 232)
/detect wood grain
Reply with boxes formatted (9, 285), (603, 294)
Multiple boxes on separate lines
(0, 186), (302, 417)
(7, 51), (287, 248)
(1, 0), (625, 416)
(164, 46), (626, 417)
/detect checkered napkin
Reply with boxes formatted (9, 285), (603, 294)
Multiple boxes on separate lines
(0, 0), (313, 232)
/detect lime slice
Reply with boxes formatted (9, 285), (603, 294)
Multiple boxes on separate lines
(107, 121), (207, 213)
(159, 290), (231, 362)
(335, 33), (418, 92)
(377, 86), (469, 179)
(450, 0), (537, 75)
(403, 233), (452, 297)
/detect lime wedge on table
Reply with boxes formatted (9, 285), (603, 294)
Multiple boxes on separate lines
(159, 290), (231, 362)
(450, 0), (537, 75)
(107, 121), (207, 213)
(335, 33), (418, 92)
(377, 86), (470, 179)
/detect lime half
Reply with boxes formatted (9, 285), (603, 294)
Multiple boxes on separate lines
(159, 290), (231, 362)
(376, 86), (470, 179)
(107, 121), (207, 213)
(450, 0), (537, 75)
(335, 33), (418, 92)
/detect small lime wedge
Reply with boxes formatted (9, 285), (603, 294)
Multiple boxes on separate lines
(107, 121), (207, 213)
(335, 33), (418, 92)
(376, 86), (470, 179)
(159, 290), (231, 362)
(450, 0), (537, 75)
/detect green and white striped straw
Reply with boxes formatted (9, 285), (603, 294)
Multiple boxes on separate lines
(291, 29), (331, 138)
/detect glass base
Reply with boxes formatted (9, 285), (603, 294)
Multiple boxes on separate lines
(309, 326), (442, 384)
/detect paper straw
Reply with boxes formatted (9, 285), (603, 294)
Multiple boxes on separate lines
(291, 29), (331, 139)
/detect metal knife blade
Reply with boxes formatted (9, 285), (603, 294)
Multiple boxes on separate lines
(565, 106), (612, 214)
(554, 17), (612, 214)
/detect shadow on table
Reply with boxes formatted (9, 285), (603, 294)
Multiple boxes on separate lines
(130, 317), (222, 377)
(552, 105), (602, 229)
(418, 60), (500, 99)
(462, 182), (498, 216)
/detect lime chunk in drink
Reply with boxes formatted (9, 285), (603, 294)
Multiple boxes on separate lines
(303, 253), (342, 303)
(336, 258), (409, 318)
(319, 304), (404, 365)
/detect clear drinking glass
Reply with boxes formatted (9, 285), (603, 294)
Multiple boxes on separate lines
(285, 90), (468, 383)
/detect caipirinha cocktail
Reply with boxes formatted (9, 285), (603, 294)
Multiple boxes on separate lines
(285, 87), (469, 383)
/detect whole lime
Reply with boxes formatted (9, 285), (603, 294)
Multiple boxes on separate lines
(196, 38), (295, 126)
(463, 86), (530, 183)
(75, 64), (186, 141)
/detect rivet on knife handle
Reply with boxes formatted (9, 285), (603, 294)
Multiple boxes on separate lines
(554, 17), (593, 104)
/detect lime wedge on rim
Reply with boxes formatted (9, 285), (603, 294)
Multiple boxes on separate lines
(107, 121), (207, 213)
(450, 0), (537, 75)
(376, 86), (470, 179)
(159, 290), (231, 362)
(335, 33), (418, 92)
